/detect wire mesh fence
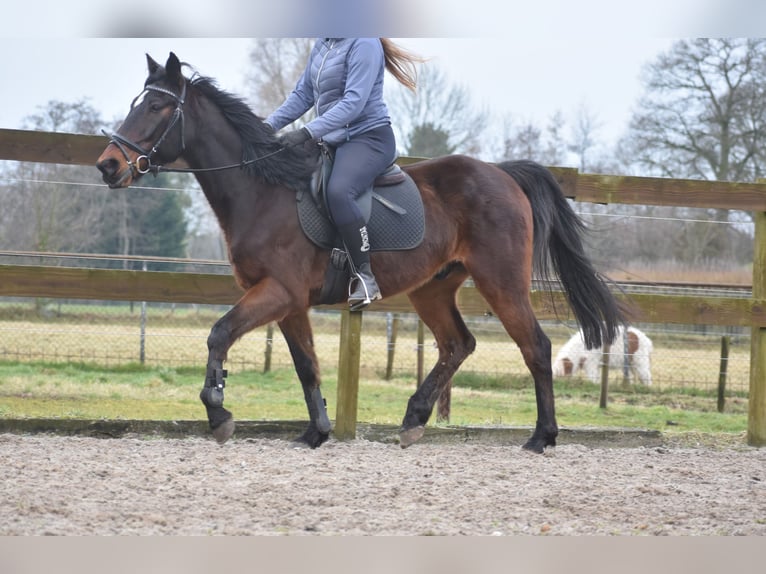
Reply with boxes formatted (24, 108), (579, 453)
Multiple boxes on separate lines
(0, 296), (751, 396)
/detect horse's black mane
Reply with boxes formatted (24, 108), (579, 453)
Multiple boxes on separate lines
(189, 74), (317, 191)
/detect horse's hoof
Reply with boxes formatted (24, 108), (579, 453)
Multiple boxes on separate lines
(212, 418), (235, 444)
(399, 425), (425, 448)
(522, 436), (556, 454)
(291, 429), (330, 450)
(521, 439), (545, 454)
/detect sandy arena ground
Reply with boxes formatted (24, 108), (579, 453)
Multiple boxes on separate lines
(1, 432), (764, 535)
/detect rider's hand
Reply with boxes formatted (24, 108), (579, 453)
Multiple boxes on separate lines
(281, 127), (313, 148)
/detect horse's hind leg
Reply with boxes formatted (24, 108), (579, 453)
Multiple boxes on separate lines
(514, 318), (557, 452)
(278, 310), (331, 448)
(470, 267), (557, 453)
(399, 268), (475, 448)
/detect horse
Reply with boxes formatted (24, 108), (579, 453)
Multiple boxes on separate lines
(552, 326), (653, 386)
(96, 52), (626, 453)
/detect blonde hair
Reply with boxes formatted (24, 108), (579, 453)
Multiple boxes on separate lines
(380, 38), (424, 92)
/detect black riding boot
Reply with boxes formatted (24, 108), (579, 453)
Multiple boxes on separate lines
(338, 221), (381, 311)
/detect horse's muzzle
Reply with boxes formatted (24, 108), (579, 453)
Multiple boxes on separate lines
(96, 155), (132, 188)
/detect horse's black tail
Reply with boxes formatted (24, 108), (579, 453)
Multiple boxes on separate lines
(495, 159), (627, 349)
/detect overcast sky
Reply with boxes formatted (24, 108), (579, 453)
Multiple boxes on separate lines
(0, 36), (675, 149)
(1, 0), (762, 150)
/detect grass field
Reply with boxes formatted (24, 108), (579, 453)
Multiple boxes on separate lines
(0, 359), (749, 436)
(0, 302), (752, 437)
(0, 306), (752, 392)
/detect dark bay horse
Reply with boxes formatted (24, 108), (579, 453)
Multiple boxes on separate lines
(96, 53), (626, 453)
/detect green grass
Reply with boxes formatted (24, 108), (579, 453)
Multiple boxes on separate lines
(0, 360), (749, 435)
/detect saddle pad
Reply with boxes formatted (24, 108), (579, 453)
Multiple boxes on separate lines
(296, 173), (425, 252)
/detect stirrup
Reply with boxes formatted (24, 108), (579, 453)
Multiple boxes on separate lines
(348, 272), (381, 311)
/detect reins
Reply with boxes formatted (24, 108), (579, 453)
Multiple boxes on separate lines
(138, 146), (288, 175)
(102, 80), (287, 177)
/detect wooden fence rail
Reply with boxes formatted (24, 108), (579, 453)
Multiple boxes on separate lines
(1, 128), (765, 446)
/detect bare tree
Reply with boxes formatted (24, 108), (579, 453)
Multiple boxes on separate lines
(0, 100), (109, 253)
(0, 100), (189, 263)
(245, 38), (315, 118)
(566, 104), (627, 174)
(386, 64), (488, 156)
(624, 38), (766, 182)
(494, 111), (567, 165)
(569, 104), (602, 172)
(616, 39), (766, 266)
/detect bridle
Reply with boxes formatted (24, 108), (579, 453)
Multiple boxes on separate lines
(103, 82), (188, 177)
(102, 79), (285, 178)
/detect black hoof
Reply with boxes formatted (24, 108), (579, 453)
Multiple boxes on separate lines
(211, 417), (235, 444)
(522, 428), (557, 454)
(292, 433), (329, 449)
(522, 438), (546, 454)
(204, 405), (234, 444)
(292, 424), (330, 449)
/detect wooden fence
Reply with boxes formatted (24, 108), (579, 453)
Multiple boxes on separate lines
(1, 127), (765, 446)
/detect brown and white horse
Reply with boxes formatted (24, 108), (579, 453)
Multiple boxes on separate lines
(553, 326), (653, 385)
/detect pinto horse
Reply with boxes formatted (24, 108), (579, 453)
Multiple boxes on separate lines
(96, 53), (626, 453)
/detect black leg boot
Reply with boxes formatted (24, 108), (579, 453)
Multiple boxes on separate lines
(338, 221), (382, 311)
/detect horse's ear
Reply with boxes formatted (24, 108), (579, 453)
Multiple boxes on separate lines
(166, 52), (183, 87)
(146, 54), (161, 75)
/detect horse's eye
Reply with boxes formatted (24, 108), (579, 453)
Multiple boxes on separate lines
(149, 103), (163, 113)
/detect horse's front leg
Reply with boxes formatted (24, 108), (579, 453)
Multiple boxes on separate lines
(199, 347), (235, 444)
(200, 279), (292, 444)
(278, 311), (331, 448)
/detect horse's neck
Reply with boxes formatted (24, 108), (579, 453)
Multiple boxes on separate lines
(183, 115), (242, 180)
(182, 122), (258, 226)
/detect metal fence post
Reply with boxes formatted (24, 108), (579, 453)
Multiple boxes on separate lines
(599, 342), (611, 409)
(385, 313), (399, 380)
(718, 335), (730, 413)
(263, 322), (274, 374)
(139, 262), (147, 365)
(416, 319), (425, 387)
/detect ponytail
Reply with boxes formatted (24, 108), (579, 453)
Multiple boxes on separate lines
(380, 38), (424, 92)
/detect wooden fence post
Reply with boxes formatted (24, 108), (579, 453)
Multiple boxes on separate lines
(335, 309), (363, 440)
(748, 209), (766, 446)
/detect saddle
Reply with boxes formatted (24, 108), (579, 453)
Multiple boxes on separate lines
(296, 147), (425, 305)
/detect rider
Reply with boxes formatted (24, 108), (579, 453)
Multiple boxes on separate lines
(265, 38), (421, 311)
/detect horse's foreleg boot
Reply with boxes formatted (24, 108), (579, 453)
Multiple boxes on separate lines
(199, 366), (227, 408)
(200, 366), (234, 443)
(311, 388), (332, 434)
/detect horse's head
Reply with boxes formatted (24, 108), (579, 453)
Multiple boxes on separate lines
(97, 52), (188, 188)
